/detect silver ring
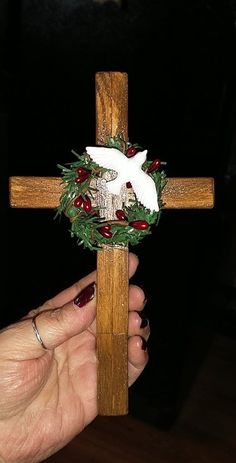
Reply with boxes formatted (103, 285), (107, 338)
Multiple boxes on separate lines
(32, 315), (47, 350)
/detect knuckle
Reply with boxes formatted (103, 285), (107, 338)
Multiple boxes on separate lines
(49, 307), (71, 337)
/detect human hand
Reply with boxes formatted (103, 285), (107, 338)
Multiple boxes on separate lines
(0, 253), (149, 463)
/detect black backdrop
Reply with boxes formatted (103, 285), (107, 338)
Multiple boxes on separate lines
(2, 0), (236, 427)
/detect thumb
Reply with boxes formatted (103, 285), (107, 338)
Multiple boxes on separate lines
(0, 282), (96, 360)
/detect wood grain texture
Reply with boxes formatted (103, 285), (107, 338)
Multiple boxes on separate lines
(96, 247), (128, 335)
(163, 177), (214, 209)
(9, 176), (61, 208)
(96, 72), (129, 415)
(97, 334), (128, 415)
(9, 176), (214, 209)
(96, 252), (128, 414)
(96, 72), (128, 145)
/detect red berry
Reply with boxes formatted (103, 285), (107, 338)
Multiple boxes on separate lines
(74, 196), (83, 208)
(115, 209), (125, 220)
(77, 167), (89, 176)
(83, 196), (92, 213)
(102, 230), (113, 238)
(147, 159), (161, 173)
(75, 173), (89, 183)
(126, 146), (137, 157)
(126, 182), (132, 188)
(98, 225), (113, 238)
(129, 220), (149, 230)
(100, 224), (111, 231)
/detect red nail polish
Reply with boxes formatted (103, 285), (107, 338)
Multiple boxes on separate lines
(141, 337), (148, 351)
(74, 282), (95, 308)
(136, 310), (149, 328)
(140, 317), (149, 329)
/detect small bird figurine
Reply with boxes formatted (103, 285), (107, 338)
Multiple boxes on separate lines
(86, 146), (159, 212)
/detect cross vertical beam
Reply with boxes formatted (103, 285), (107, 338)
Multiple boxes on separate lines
(96, 72), (129, 415)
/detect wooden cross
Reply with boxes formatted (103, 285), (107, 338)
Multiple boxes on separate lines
(9, 72), (214, 416)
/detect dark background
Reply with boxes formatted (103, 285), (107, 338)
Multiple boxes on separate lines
(1, 0), (236, 428)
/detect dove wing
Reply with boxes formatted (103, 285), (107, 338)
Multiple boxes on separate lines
(86, 147), (127, 172)
(131, 170), (159, 212)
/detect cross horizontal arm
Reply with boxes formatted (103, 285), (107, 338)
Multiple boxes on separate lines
(9, 176), (214, 209)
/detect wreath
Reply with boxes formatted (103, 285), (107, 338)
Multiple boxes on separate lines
(57, 136), (166, 250)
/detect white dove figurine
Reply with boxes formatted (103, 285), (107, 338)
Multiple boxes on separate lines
(86, 146), (159, 212)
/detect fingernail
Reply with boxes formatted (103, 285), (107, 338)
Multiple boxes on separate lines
(137, 311), (149, 329)
(140, 317), (149, 329)
(141, 337), (148, 351)
(74, 282), (96, 308)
